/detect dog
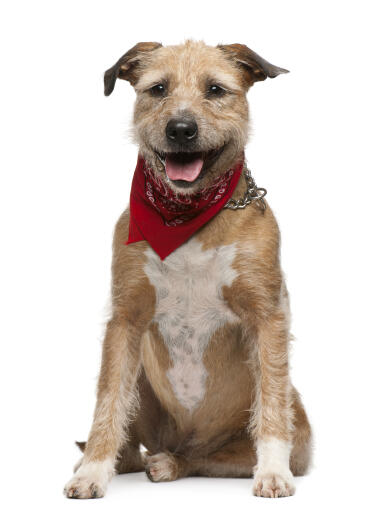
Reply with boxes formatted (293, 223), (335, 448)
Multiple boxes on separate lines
(64, 40), (312, 499)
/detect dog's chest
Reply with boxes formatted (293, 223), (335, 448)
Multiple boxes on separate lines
(144, 238), (239, 412)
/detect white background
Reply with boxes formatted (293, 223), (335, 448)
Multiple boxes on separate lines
(1, 0), (371, 509)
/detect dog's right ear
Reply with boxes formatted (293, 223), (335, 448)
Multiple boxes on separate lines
(104, 42), (162, 96)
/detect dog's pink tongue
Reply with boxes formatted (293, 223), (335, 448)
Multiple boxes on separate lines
(165, 156), (203, 182)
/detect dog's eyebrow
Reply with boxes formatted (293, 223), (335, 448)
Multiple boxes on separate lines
(135, 72), (169, 92)
(206, 71), (241, 92)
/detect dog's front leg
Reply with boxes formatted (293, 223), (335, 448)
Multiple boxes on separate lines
(64, 320), (142, 499)
(251, 309), (295, 498)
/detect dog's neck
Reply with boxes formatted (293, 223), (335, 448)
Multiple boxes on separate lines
(126, 155), (244, 259)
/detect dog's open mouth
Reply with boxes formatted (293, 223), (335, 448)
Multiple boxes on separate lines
(155, 147), (225, 184)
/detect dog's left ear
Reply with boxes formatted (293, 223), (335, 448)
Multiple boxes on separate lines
(104, 42), (162, 96)
(218, 43), (289, 86)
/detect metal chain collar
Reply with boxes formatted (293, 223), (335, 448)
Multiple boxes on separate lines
(224, 166), (267, 211)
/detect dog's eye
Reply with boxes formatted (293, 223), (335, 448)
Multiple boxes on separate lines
(149, 83), (166, 97)
(207, 84), (225, 97)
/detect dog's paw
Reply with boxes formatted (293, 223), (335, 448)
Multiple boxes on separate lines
(64, 477), (105, 499)
(63, 461), (113, 499)
(253, 471), (295, 498)
(144, 452), (179, 482)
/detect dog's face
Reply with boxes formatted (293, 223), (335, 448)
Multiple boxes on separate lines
(105, 40), (288, 193)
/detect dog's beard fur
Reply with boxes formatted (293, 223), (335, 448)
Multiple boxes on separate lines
(137, 138), (247, 195)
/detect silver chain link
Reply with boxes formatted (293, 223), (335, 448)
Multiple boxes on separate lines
(224, 166), (267, 211)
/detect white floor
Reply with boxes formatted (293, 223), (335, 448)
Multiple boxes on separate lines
(26, 448), (363, 511)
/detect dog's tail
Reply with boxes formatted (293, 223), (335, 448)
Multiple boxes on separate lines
(75, 441), (86, 453)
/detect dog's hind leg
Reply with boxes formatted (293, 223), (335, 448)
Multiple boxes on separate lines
(144, 389), (311, 483)
(289, 386), (312, 476)
(74, 434), (144, 475)
(190, 390), (312, 480)
(115, 443), (144, 474)
(190, 437), (257, 478)
(144, 436), (256, 482)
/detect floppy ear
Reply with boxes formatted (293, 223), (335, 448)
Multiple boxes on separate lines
(218, 43), (289, 86)
(104, 42), (162, 96)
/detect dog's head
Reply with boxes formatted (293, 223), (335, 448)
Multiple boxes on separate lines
(105, 40), (288, 193)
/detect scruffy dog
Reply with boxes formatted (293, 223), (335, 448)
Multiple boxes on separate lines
(64, 40), (311, 499)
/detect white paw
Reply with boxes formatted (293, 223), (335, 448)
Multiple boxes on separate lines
(145, 452), (178, 482)
(253, 470), (295, 498)
(63, 460), (114, 499)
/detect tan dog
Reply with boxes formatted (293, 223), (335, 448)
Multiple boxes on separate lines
(64, 40), (311, 499)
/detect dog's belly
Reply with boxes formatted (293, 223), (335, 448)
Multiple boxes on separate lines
(143, 238), (240, 413)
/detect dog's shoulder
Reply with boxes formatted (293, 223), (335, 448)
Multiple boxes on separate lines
(110, 208), (156, 320)
(112, 208), (147, 260)
(196, 198), (280, 255)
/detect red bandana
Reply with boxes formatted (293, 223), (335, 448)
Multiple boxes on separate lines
(126, 155), (243, 260)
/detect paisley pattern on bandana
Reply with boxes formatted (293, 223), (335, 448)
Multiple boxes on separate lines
(126, 155), (244, 260)
(143, 164), (236, 227)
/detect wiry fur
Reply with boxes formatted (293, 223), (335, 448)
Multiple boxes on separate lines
(64, 40), (311, 500)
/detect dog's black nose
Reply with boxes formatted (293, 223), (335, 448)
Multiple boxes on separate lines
(166, 119), (198, 144)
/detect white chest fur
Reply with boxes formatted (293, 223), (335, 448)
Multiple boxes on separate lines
(144, 239), (239, 412)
